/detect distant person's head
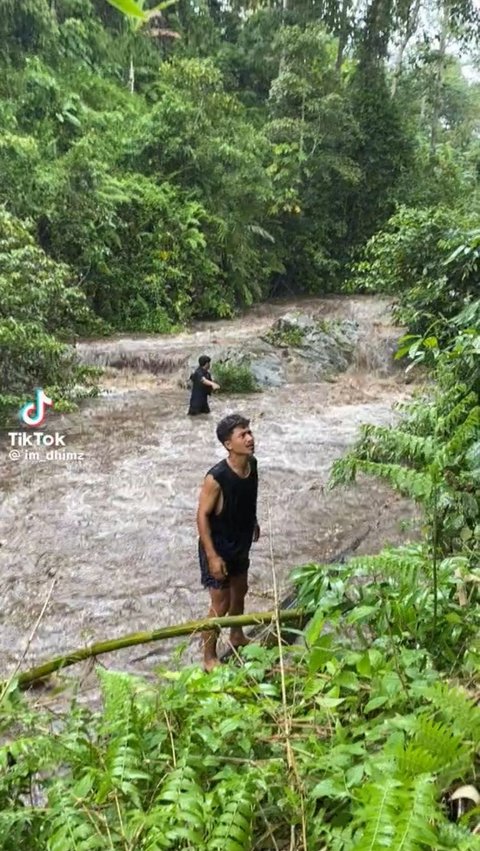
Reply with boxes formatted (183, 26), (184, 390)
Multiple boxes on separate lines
(216, 414), (254, 457)
(199, 355), (211, 370)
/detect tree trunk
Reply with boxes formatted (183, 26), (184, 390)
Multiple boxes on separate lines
(128, 53), (135, 94)
(336, 0), (351, 71)
(430, 0), (448, 155)
(390, 0), (422, 97)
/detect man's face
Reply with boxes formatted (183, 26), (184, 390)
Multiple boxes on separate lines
(202, 361), (211, 372)
(226, 425), (255, 456)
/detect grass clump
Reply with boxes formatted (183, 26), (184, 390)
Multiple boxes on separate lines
(214, 361), (259, 393)
(264, 325), (305, 348)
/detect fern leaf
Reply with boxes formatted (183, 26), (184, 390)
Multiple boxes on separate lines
(411, 718), (467, 774)
(422, 683), (480, 742)
(349, 545), (426, 581)
(355, 460), (433, 501)
(358, 425), (437, 467)
(353, 776), (438, 851)
(209, 778), (255, 851)
(155, 761), (205, 847)
(390, 776), (438, 851)
(352, 777), (400, 850)
(47, 802), (103, 851)
(435, 391), (478, 439)
(444, 406), (480, 459)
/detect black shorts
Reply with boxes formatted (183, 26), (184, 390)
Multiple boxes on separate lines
(198, 541), (250, 590)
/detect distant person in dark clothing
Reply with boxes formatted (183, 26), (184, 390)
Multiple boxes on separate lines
(196, 413), (260, 671)
(188, 355), (220, 416)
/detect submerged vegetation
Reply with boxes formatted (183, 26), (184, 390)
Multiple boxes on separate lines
(214, 361), (259, 395)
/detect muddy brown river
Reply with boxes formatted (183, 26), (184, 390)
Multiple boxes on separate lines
(0, 296), (418, 687)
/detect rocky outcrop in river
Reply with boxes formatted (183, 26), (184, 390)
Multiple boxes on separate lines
(207, 312), (359, 388)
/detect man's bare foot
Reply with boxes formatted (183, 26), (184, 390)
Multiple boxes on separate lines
(203, 657), (222, 673)
(230, 632), (250, 649)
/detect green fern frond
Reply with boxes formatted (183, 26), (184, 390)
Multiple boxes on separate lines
(353, 776), (438, 851)
(99, 731), (149, 806)
(436, 821), (480, 850)
(354, 460), (433, 501)
(413, 718), (466, 766)
(209, 777), (256, 851)
(155, 761), (205, 847)
(330, 453), (358, 487)
(398, 397), (441, 437)
(422, 683), (480, 742)
(358, 425), (437, 467)
(434, 391), (478, 440)
(46, 801), (103, 851)
(396, 719), (467, 779)
(390, 776), (438, 851)
(395, 744), (441, 778)
(349, 545), (427, 581)
(352, 777), (401, 850)
(98, 668), (136, 731)
(444, 406), (480, 459)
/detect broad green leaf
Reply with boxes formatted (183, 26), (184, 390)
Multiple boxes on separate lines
(356, 652), (372, 677)
(364, 695), (388, 713)
(305, 608), (324, 645)
(106, 0), (147, 19)
(311, 777), (347, 799)
(151, 0), (177, 11)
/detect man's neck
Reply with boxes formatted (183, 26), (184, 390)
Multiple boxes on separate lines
(227, 453), (249, 475)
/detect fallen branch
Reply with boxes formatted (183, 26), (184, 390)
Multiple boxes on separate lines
(15, 610), (304, 688)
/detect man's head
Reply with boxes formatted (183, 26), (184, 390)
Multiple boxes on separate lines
(216, 414), (254, 456)
(198, 355), (211, 370)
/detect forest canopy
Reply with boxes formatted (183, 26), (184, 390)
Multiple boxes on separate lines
(0, 0), (479, 413)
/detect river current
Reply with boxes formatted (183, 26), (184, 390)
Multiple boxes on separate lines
(0, 296), (418, 687)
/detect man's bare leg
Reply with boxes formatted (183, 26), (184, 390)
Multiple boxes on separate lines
(203, 587), (230, 672)
(229, 573), (250, 648)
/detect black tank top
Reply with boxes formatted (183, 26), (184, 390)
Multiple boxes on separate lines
(207, 457), (258, 559)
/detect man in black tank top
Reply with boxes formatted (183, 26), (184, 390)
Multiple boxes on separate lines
(197, 413), (260, 671)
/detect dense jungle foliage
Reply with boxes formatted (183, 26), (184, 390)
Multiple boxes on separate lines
(1, 1), (480, 848)
(1, 0), (479, 414)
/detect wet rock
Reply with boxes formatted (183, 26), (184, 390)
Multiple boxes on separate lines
(206, 312), (360, 388)
(250, 354), (284, 388)
(188, 341), (284, 389)
(264, 312), (359, 377)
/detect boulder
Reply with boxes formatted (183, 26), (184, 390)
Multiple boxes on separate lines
(197, 313), (361, 389)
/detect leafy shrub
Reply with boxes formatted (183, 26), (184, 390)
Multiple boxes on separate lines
(264, 324), (304, 347)
(1, 555), (480, 850)
(0, 208), (99, 421)
(214, 361), (259, 393)
(350, 206), (480, 337)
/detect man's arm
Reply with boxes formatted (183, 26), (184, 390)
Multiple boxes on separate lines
(201, 377), (220, 391)
(252, 457), (260, 541)
(197, 475), (227, 579)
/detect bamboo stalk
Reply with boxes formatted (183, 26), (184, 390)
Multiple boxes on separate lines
(15, 610), (303, 688)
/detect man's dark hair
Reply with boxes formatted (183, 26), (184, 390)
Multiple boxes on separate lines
(216, 414), (250, 445)
(198, 354), (211, 367)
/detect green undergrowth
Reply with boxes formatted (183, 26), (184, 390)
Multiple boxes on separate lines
(264, 324), (305, 348)
(1, 538), (479, 851)
(214, 361), (259, 394)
